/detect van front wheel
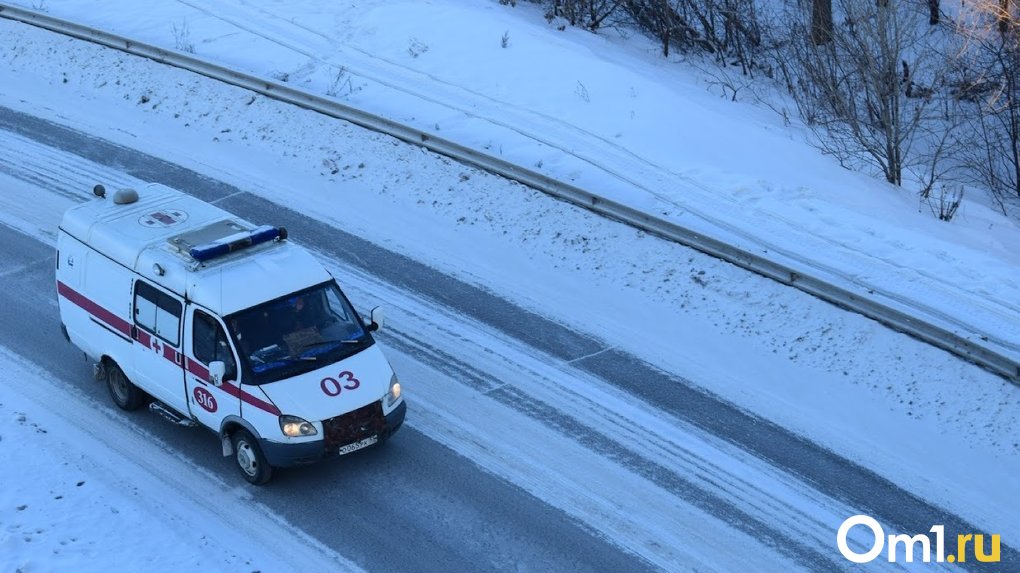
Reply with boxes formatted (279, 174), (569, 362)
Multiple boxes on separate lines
(232, 429), (273, 485)
(107, 363), (145, 411)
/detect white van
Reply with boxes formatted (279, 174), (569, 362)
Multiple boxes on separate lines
(56, 183), (405, 484)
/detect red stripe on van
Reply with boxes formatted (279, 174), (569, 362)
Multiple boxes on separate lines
(186, 356), (209, 378)
(223, 382), (281, 416)
(183, 357), (279, 415)
(57, 281), (132, 338)
(162, 344), (180, 364)
(58, 281), (281, 416)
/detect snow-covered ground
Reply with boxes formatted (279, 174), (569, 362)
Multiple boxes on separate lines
(0, 349), (357, 573)
(1, 0), (1018, 570)
(18, 0), (1020, 362)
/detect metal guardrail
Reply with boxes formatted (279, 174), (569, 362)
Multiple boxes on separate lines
(2, 3), (1017, 382)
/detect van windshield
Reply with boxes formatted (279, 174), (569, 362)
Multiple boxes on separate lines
(225, 281), (372, 385)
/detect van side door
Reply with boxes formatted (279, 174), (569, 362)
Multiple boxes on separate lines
(184, 307), (241, 431)
(130, 279), (188, 414)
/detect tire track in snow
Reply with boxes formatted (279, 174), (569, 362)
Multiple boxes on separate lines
(330, 259), (949, 573)
(0, 105), (1013, 570)
(175, 0), (1020, 355)
(228, 181), (1016, 572)
(378, 326), (840, 571)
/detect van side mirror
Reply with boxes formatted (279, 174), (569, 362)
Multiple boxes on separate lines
(368, 306), (385, 332)
(209, 361), (226, 387)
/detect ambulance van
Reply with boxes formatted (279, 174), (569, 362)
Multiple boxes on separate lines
(56, 183), (405, 484)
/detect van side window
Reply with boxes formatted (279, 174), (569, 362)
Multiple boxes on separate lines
(193, 310), (237, 381)
(134, 281), (182, 346)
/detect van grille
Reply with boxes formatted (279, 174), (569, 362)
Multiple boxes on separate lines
(322, 400), (386, 450)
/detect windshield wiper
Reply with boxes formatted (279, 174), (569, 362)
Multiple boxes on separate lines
(300, 338), (360, 352)
(280, 354), (318, 362)
(251, 355), (315, 375)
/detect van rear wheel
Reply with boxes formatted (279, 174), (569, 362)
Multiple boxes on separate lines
(107, 363), (145, 411)
(231, 429), (273, 485)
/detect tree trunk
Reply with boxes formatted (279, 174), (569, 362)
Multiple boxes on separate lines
(927, 0), (939, 25)
(811, 0), (833, 45)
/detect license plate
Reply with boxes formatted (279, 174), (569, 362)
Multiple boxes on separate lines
(338, 435), (378, 456)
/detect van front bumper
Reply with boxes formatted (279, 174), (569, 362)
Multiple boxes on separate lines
(383, 399), (406, 438)
(260, 399), (407, 468)
(260, 438), (325, 468)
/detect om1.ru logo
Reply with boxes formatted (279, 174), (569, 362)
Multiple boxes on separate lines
(837, 515), (1000, 564)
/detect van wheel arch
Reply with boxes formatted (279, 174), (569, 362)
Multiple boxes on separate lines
(220, 419), (259, 448)
(219, 420), (246, 456)
(105, 360), (146, 411)
(97, 355), (114, 381)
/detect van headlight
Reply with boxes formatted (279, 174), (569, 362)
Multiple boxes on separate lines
(385, 373), (402, 407)
(279, 415), (318, 437)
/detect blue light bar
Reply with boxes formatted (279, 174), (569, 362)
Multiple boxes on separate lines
(189, 225), (285, 262)
(190, 242), (230, 261)
(249, 225), (280, 245)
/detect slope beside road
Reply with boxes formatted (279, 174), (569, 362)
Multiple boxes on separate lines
(4, 0), (1016, 376)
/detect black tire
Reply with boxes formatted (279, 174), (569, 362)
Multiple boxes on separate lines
(107, 363), (145, 411)
(231, 428), (273, 485)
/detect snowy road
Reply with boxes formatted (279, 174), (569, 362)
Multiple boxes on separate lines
(1, 106), (1013, 571)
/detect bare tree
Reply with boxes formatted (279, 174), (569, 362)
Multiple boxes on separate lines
(784, 0), (951, 188)
(623, 0), (709, 56)
(927, 0), (940, 25)
(811, 0), (833, 45)
(952, 0), (1020, 207)
(546, 0), (625, 31)
(621, 0), (764, 73)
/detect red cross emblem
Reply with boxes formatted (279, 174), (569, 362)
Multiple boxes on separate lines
(138, 209), (189, 228)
